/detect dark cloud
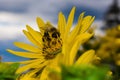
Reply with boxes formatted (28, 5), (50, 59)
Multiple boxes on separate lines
(0, 4), (28, 13)
(0, 0), (113, 15)
(0, 0), (30, 13)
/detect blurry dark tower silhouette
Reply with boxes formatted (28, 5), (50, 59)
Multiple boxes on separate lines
(104, 0), (120, 28)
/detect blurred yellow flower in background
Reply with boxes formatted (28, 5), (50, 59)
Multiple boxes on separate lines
(79, 25), (120, 80)
(7, 7), (96, 80)
(81, 25), (120, 66)
(96, 26), (120, 66)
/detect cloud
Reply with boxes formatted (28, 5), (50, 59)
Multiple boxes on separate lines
(0, 0), (115, 23)
(0, 0), (115, 19)
(0, 26), (23, 40)
(0, 12), (40, 41)
(0, 0), (115, 13)
(0, 0), (115, 45)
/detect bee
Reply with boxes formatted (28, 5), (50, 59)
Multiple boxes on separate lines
(42, 23), (62, 59)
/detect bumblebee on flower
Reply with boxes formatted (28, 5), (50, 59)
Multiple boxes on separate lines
(7, 7), (96, 80)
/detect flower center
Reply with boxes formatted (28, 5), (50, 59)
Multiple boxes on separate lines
(42, 27), (62, 59)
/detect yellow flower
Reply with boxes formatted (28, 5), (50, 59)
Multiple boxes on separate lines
(7, 7), (95, 80)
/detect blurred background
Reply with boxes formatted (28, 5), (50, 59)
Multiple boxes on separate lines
(0, 0), (120, 62)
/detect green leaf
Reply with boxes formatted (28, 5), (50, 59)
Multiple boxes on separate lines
(0, 63), (20, 80)
(61, 65), (112, 80)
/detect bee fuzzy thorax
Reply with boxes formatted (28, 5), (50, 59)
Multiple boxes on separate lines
(42, 24), (62, 59)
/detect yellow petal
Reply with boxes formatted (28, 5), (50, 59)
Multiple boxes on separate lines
(58, 12), (66, 39)
(68, 12), (85, 43)
(18, 69), (39, 80)
(31, 61), (48, 69)
(14, 42), (42, 53)
(75, 33), (93, 43)
(7, 49), (43, 58)
(75, 50), (95, 65)
(36, 17), (45, 31)
(80, 16), (95, 34)
(69, 33), (93, 53)
(23, 30), (41, 48)
(61, 43), (67, 64)
(4, 59), (45, 65)
(69, 33), (93, 65)
(64, 7), (76, 42)
(26, 25), (43, 47)
(40, 67), (49, 80)
(18, 59), (45, 64)
(16, 60), (45, 73)
(68, 40), (81, 65)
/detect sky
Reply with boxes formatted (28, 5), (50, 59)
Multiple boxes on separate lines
(0, 0), (119, 62)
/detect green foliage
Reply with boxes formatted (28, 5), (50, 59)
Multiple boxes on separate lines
(0, 63), (19, 80)
(61, 65), (112, 80)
